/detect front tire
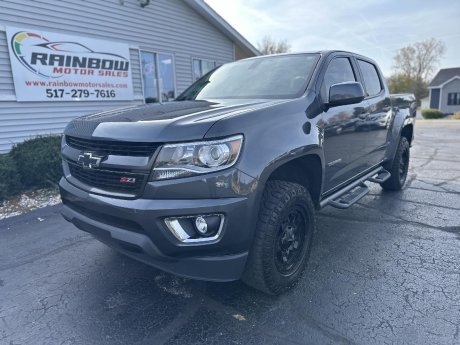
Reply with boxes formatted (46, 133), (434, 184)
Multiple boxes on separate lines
(381, 136), (410, 191)
(242, 180), (315, 295)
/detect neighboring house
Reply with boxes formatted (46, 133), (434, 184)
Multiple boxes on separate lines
(0, 0), (259, 153)
(428, 67), (460, 114)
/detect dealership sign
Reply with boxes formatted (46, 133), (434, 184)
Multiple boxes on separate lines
(6, 27), (134, 101)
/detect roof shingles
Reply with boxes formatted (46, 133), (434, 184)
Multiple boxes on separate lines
(429, 68), (460, 87)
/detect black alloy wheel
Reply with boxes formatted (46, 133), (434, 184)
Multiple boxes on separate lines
(274, 206), (309, 276)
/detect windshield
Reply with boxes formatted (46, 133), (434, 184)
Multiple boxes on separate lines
(177, 54), (320, 100)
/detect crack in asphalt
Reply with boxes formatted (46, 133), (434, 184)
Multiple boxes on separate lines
(137, 293), (202, 345)
(353, 190), (459, 227)
(289, 304), (357, 345)
(366, 191), (460, 211)
(0, 237), (94, 271)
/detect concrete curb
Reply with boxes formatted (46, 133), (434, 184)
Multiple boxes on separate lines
(416, 120), (460, 125)
(0, 203), (63, 229)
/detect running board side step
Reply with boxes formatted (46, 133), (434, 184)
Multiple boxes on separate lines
(367, 169), (391, 183)
(320, 167), (391, 209)
(328, 183), (369, 209)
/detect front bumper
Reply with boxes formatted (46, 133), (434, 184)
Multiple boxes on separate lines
(59, 178), (256, 282)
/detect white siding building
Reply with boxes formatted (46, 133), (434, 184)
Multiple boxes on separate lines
(428, 67), (460, 114)
(0, 0), (258, 153)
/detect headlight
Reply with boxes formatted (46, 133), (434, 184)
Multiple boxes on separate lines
(151, 135), (243, 180)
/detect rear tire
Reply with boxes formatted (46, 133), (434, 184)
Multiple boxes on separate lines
(381, 136), (410, 191)
(242, 180), (315, 295)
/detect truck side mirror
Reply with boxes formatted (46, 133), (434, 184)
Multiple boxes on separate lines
(328, 82), (366, 107)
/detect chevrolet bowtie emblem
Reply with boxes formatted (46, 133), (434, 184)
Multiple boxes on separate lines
(77, 152), (104, 169)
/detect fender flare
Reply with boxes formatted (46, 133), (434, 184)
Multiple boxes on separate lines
(257, 145), (325, 197)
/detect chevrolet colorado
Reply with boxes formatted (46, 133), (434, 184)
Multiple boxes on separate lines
(60, 51), (415, 294)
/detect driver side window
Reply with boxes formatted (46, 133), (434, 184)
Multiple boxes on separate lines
(321, 57), (356, 102)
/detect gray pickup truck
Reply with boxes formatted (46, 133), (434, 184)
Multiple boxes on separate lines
(60, 51), (415, 294)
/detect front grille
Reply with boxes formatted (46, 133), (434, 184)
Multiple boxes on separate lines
(68, 163), (146, 195)
(66, 136), (160, 156)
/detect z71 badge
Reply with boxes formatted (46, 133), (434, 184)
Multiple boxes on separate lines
(120, 177), (136, 184)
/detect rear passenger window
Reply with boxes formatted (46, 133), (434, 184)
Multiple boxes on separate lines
(321, 58), (356, 102)
(358, 60), (382, 97)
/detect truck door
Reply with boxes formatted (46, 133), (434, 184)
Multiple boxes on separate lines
(319, 56), (370, 192)
(355, 59), (391, 167)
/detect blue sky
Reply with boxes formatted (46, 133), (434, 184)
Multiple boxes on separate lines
(205, 0), (460, 78)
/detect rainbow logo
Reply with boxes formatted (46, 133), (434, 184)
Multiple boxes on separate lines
(11, 31), (52, 78)
(10, 30), (129, 79)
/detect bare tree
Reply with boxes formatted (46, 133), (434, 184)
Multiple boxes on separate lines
(393, 38), (445, 81)
(257, 35), (291, 55)
(390, 38), (445, 102)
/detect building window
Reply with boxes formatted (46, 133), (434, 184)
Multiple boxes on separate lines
(141, 51), (158, 103)
(158, 53), (175, 102)
(193, 59), (217, 81)
(141, 51), (176, 103)
(447, 92), (460, 106)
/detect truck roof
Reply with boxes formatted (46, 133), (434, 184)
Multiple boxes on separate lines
(241, 50), (376, 62)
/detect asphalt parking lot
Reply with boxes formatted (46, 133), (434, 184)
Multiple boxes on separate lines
(1, 121), (459, 345)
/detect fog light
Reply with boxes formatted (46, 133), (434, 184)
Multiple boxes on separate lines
(195, 216), (208, 234)
(164, 214), (224, 243)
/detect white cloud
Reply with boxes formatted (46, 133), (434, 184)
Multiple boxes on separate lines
(205, 0), (460, 77)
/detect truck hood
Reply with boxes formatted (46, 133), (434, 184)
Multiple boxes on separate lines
(64, 99), (287, 142)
